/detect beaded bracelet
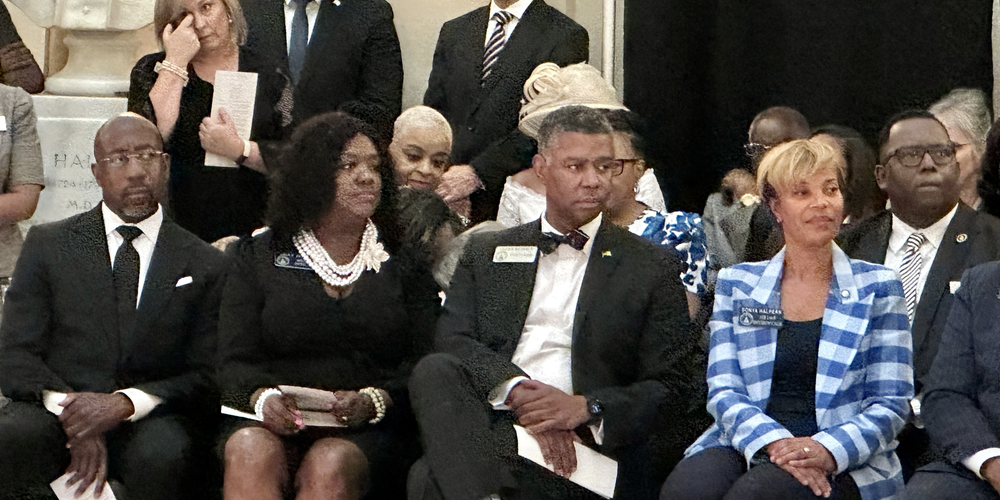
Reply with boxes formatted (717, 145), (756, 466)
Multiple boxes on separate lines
(153, 60), (189, 86)
(358, 387), (386, 424)
(254, 388), (283, 420)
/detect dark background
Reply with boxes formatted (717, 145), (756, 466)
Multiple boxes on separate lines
(624, 0), (993, 213)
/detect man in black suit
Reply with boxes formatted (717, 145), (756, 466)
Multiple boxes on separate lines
(425, 0), (589, 222)
(239, 0), (403, 140)
(407, 106), (696, 500)
(837, 110), (1000, 478)
(903, 262), (1000, 499)
(0, 113), (228, 499)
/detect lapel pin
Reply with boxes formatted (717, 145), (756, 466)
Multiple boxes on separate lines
(601, 250), (612, 258)
(957, 233), (968, 243)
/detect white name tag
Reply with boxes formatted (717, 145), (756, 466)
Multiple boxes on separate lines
(0, 115), (6, 132)
(493, 246), (538, 263)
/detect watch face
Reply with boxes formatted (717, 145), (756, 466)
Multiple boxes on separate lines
(589, 400), (602, 415)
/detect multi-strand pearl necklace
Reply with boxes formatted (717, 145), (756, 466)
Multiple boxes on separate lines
(293, 220), (389, 287)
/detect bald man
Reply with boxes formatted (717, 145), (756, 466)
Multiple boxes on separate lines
(703, 106), (810, 270)
(0, 113), (228, 499)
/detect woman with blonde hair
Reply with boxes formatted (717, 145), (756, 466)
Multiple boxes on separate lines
(661, 138), (913, 500)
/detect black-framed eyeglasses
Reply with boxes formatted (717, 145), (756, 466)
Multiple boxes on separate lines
(744, 143), (772, 158)
(97, 150), (167, 168)
(883, 143), (957, 168)
(558, 158), (624, 177)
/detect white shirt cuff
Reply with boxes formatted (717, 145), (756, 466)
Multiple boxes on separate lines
(589, 419), (604, 445)
(964, 448), (1000, 479)
(488, 376), (530, 410)
(115, 388), (163, 422)
(42, 390), (67, 416)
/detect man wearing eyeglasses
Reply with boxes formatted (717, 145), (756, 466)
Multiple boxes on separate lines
(0, 113), (228, 499)
(407, 106), (696, 500)
(837, 110), (1000, 480)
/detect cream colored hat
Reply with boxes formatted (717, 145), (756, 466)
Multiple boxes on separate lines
(517, 62), (628, 139)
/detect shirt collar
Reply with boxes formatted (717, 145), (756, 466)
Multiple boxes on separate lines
(489, 0), (533, 21)
(888, 203), (958, 254)
(541, 212), (602, 240)
(102, 202), (163, 241)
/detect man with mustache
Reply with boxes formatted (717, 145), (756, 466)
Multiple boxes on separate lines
(837, 110), (1000, 479)
(0, 113), (228, 499)
(407, 106), (697, 500)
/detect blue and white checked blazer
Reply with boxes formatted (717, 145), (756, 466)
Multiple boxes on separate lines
(686, 244), (914, 500)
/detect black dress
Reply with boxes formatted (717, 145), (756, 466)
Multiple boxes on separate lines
(217, 230), (438, 498)
(128, 52), (279, 242)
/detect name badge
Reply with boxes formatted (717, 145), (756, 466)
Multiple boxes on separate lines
(274, 252), (312, 270)
(493, 246), (537, 263)
(0, 116), (6, 132)
(738, 307), (784, 327)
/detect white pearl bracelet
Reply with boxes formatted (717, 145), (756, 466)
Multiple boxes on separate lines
(254, 388), (283, 420)
(359, 387), (386, 424)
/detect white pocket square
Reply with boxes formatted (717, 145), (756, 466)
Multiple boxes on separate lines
(175, 276), (193, 287)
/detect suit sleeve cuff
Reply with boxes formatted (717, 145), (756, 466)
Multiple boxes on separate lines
(115, 388), (163, 421)
(42, 390), (67, 416)
(488, 376), (530, 410)
(964, 448), (1000, 479)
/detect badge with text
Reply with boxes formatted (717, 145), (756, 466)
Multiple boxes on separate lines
(493, 246), (538, 263)
(274, 252), (312, 270)
(738, 306), (784, 327)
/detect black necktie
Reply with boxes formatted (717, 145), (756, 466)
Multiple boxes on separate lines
(289, 0), (311, 85)
(113, 225), (143, 336)
(540, 229), (589, 254)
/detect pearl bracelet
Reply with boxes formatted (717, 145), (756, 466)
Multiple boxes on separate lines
(153, 60), (189, 86)
(358, 387), (386, 424)
(254, 388), (283, 420)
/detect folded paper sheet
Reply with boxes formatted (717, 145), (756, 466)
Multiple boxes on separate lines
(51, 473), (116, 500)
(513, 424), (618, 499)
(205, 70), (258, 168)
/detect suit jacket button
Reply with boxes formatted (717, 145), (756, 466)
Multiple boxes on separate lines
(841, 289), (850, 299)
(467, 126), (474, 131)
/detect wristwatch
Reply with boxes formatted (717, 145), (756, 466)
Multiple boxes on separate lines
(586, 396), (604, 425)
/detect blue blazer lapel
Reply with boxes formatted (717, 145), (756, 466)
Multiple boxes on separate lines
(731, 249), (784, 404)
(815, 244), (870, 415)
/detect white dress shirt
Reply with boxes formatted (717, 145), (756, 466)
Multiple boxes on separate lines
(485, 0), (533, 46)
(284, 0), (321, 51)
(41, 203), (166, 422)
(489, 213), (604, 441)
(883, 203), (957, 305)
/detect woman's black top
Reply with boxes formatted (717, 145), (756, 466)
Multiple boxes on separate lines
(128, 51), (278, 242)
(766, 317), (822, 437)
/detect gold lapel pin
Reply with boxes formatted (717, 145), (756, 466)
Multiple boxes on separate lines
(956, 233), (968, 243)
(601, 250), (612, 257)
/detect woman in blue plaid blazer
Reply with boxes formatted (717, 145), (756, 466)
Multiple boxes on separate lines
(662, 139), (913, 500)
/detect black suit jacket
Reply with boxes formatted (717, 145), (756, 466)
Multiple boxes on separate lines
(922, 262), (1000, 465)
(436, 219), (696, 453)
(240, 0), (403, 139)
(424, 0), (588, 166)
(0, 206), (229, 416)
(836, 205), (1000, 389)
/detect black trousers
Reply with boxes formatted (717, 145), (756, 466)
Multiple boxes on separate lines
(902, 461), (1000, 500)
(407, 353), (609, 500)
(660, 447), (861, 500)
(0, 401), (197, 500)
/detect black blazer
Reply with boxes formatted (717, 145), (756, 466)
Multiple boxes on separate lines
(0, 206), (229, 416)
(922, 262), (1000, 466)
(836, 205), (1000, 388)
(424, 0), (588, 166)
(436, 219), (696, 453)
(240, 0), (403, 139)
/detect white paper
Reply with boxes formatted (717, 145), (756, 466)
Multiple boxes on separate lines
(221, 405), (261, 421)
(205, 71), (258, 168)
(220, 387), (347, 428)
(513, 424), (618, 499)
(50, 473), (116, 500)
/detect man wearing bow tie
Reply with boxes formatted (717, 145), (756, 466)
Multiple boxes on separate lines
(0, 113), (228, 499)
(408, 106), (698, 500)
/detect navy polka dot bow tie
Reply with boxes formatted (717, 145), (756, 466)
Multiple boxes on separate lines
(539, 229), (589, 254)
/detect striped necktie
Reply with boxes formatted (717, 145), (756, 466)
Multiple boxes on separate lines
(482, 10), (515, 84)
(898, 232), (926, 322)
